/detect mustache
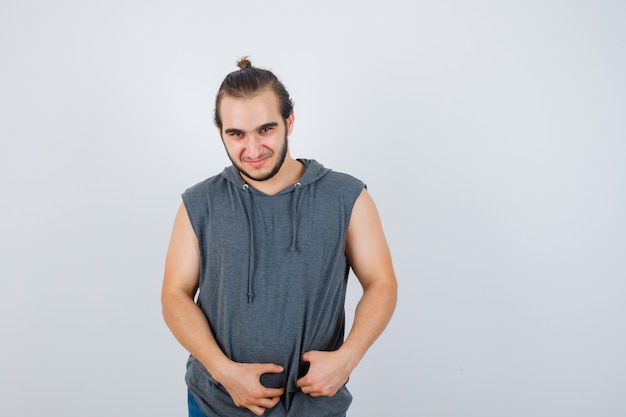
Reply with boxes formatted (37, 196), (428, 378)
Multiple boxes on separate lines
(242, 152), (272, 161)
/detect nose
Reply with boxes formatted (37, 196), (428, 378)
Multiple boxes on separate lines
(246, 134), (264, 158)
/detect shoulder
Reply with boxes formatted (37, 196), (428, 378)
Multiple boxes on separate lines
(180, 173), (233, 222)
(300, 159), (365, 191)
(183, 173), (225, 197)
(182, 171), (235, 204)
(319, 168), (365, 191)
(304, 168), (366, 217)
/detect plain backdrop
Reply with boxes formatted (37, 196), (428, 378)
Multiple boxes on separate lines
(1, 1), (625, 416)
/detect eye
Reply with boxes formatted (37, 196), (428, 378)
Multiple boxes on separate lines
(260, 126), (273, 133)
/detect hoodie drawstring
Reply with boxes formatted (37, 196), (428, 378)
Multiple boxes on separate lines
(242, 184), (255, 303)
(290, 182), (302, 252)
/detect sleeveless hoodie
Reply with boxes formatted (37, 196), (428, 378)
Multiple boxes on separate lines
(182, 159), (365, 417)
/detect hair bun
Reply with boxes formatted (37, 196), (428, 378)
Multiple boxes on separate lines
(237, 56), (252, 70)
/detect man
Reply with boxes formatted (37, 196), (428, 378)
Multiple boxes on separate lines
(162, 57), (397, 417)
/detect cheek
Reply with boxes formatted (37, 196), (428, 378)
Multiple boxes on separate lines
(224, 141), (244, 154)
(221, 143), (240, 161)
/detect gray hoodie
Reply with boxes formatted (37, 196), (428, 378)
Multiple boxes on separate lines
(182, 159), (364, 417)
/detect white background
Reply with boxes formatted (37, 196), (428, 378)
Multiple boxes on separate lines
(1, 1), (625, 416)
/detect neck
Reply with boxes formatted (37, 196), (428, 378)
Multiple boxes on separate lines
(241, 156), (304, 196)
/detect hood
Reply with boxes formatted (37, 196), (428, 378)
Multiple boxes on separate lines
(220, 158), (329, 193)
(219, 159), (330, 302)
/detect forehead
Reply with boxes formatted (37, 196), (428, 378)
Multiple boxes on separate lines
(220, 89), (282, 129)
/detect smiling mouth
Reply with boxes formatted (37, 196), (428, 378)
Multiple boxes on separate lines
(244, 155), (270, 167)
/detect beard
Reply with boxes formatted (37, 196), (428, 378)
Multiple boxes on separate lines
(227, 131), (288, 182)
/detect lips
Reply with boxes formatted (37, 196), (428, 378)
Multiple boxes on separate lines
(245, 155), (270, 168)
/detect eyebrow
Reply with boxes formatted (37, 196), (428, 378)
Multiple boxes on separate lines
(260, 122), (279, 130)
(224, 122), (279, 135)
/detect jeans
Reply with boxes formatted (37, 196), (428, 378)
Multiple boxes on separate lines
(187, 391), (346, 417)
(188, 391), (207, 417)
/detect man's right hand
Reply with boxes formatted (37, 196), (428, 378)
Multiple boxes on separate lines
(215, 361), (285, 416)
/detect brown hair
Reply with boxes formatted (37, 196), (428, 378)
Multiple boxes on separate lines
(213, 57), (294, 129)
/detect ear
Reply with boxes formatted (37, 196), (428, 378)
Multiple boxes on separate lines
(285, 111), (295, 135)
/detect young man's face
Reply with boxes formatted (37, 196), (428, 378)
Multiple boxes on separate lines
(219, 89), (294, 182)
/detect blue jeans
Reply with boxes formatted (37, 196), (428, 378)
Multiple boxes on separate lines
(188, 391), (207, 417)
(187, 391), (346, 417)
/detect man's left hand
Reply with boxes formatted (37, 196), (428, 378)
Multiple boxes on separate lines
(296, 350), (353, 397)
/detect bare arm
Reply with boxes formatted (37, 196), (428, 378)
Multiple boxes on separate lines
(298, 189), (398, 396)
(161, 203), (284, 415)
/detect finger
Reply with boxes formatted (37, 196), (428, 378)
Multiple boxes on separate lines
(256, 395), (281, 409)
(301, 351), (312, 363)
(297, 378), (314, 392)
(302, 387), (323, 397)
(249, 405), (265, 416)
(261, 387), (285, 398)
(300, 385), (328, 397)
(296, 374), (310, 389)
(249, 396), (281, 415)
(258, 363), (284, 375)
